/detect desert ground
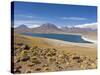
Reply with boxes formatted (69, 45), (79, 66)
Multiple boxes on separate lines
(12, 32), (97, 73)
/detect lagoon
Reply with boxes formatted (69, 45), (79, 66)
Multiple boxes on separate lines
(22, 33), (91, 43)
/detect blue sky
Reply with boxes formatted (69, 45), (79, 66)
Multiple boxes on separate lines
(11, 1), (97, 27)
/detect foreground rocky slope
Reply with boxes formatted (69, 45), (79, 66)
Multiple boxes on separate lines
(12, 34), (97, 73)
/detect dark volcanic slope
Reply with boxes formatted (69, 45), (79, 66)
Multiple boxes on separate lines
(14, 24), (31, 33)
(31, 23), (63, 33)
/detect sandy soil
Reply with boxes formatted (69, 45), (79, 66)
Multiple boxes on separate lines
(22, 34), (97, 58)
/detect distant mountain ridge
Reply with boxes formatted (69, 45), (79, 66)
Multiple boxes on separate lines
(31, 23), (63, 33)
(14, 24), (31, 33)
(16, 24), (29, 29)
(14, 23), (97, 34)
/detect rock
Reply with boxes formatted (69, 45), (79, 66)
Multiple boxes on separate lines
(35, 68), (41, 71)
(24, 45), (30, 50)
(14, 69), (21, 73)
(31, 57), (41, 64)
(26, 71), (31, 73)
(43, 67), (50, 71)
(28, 63), (35, 67)
(43, 64), (49, 67)
(72, 56), (84, 63)
(57, 66), (63, 70)
(21, 56), (30, 61)
(73, 56), (80, 60)
(21, 45), (30, 50)
(16, 59), (20, 63)
(48, 57), (56, 62)
(15, 65), (22, 69)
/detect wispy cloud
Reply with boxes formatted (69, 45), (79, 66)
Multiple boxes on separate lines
(15, 14), (42, 19)
(75, 22), (97, 29)
(61, 17), (87, 21)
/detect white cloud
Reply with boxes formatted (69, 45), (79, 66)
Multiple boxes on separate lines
(61, 17), (87, 20)
(15, 14), (41, 19)
(74, 22), (97, 29)
(57, 26), (62, 29)
(67, 26), (74, 28)
(28, 24), (40, 28)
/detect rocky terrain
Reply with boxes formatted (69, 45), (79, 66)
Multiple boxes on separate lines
(12, 34), (97, 74)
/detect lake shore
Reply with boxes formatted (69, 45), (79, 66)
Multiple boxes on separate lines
(22, 34), (97, 58)
(23, 33), (97, 48)
(14, 33), (97, 57)
(81, 36), (97, 44)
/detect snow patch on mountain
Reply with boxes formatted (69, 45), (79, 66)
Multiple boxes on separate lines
(28, 24), (40, 28)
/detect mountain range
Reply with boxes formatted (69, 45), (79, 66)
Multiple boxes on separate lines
(14, 23), (97, 34)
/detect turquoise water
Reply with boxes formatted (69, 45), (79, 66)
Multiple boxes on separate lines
(22, 33), (91, 43)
